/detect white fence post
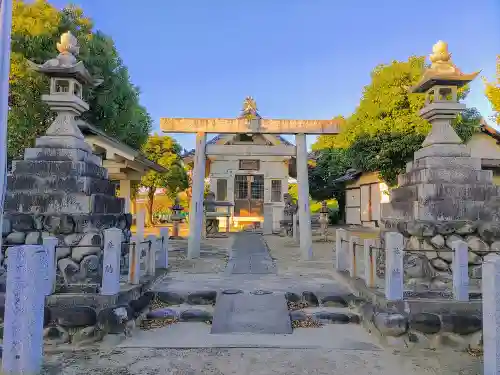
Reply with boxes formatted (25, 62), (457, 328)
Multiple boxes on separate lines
(335, 228), (348, 271)
(2, 245), (46, 375)
(158, 227), (169, 269)
(42, 236), (58, 295)
(348, 236), (360, 278)
(482, 254), (500, 375)
(364, 238), (377, 288)
(146, 234), (156, 276)
(384, 232), (404, 301)
(101, 228), (122, 295)
(452, 240), (469, 301)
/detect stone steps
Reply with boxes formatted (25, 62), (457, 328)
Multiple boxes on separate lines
(398, 168), (492, 187)
(11, 160), (108, 179)
(7, 174), (116, 196)
(141, 289), (362, 332)
(390, 183), (500, 203)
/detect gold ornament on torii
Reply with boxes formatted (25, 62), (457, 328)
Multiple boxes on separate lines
(243, 96), (257, 113)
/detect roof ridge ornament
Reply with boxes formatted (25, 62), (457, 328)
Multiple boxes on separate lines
(240, 96), (261, 120)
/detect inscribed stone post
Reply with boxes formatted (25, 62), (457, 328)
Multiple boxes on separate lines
(452, 240), (469, 301)
(364, 238), (376, 288)
(128, 235), (140, 285)
(158, 227), (169, 269)
(42, 236), (58, 295)
(482, 254), (500, 375)
(385, 232), (404, 301)
(348, 236), (360, 278)
(146, 234), (156, 276)
(335, 228), (347, 271)
(101, 228), (122, 296)
(2, 245), (46, 375)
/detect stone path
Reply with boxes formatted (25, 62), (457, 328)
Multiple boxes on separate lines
(224, 232), (276, 275)
(214, 233), (291, 334)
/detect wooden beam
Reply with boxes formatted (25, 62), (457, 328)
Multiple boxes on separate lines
(160, 118), (340, 134)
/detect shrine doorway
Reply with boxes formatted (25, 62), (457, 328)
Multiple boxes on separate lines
(234, 174), (264, 219)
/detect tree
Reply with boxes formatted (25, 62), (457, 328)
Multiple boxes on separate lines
(484, 56), (500, 125)
(308, 148), (351, 221)
(140, 134), (189, 225)
(312, 116), (348, 150)
(312, 56), (480, 186)
(8, 0), (151, 161)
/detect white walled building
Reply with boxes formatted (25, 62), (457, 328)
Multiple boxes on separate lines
(205, 133), (296, 231)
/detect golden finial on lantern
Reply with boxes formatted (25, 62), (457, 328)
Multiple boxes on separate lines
(56, 31), (80, 56)
(410, 40), (480, 93)
(429, 40), (451, 65)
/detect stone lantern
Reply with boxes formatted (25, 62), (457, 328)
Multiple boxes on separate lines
(27, 31), (103, 154)
(380, 41), (500, 292)
(409, 40), (480, 162)
(4, 31), (127, 289)
(318, 201), (329, 242)
(169, 196), (184, 239)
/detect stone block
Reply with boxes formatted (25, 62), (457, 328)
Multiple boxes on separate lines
(11, 160), (108, 179)
(72, 214), (121, 233)
(381, 201), (413, 220)
(415, 183), (500, 203)
(413, 143), (470, 160)
(24, 147), (89, 163)
(6, 213), (34, 231)
(398, 168), (492, 187)
(413, 199), (488, 221)
(35, 135), (92, 152)
(413, 156), (481, 171)
(7, 175), (116, 196)
(5, 192), (124, 214)
(389, 186), (417, 202)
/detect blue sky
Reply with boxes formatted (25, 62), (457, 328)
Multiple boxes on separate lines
(50, 0), (500, 150)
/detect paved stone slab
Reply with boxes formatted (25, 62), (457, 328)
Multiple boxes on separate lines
(211, 292), (293, 334)
(225, 233), (276, 275)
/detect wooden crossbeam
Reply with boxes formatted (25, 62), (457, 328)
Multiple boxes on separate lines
(160, 118), (341, 134)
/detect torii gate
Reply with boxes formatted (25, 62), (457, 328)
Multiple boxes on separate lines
(160, 97), (341, 260)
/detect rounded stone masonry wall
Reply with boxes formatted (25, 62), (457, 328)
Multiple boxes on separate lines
(381, 219), (500, 292)
(1, 212), (132, 291)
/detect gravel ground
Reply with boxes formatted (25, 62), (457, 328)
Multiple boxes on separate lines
(42, 347), (483, 375)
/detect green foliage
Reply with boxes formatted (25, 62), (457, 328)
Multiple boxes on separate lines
(287, 183), (299, 201)
(140, 134), (189, 224)
(311, 56), (481, 187)
(484, 56), (500, 125)
(8, 0), (151, 160)
(312, 116), (348, 150)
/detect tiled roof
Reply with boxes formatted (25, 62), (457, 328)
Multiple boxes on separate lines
(206, 134), (294, 146)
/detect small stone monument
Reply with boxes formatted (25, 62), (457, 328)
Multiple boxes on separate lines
(204, 191), (219, 236)
(381, 40), (500, 292)
(169, 196), (184, 239)
(3, 32), (130, 290)
(280, 193), (297, 237)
